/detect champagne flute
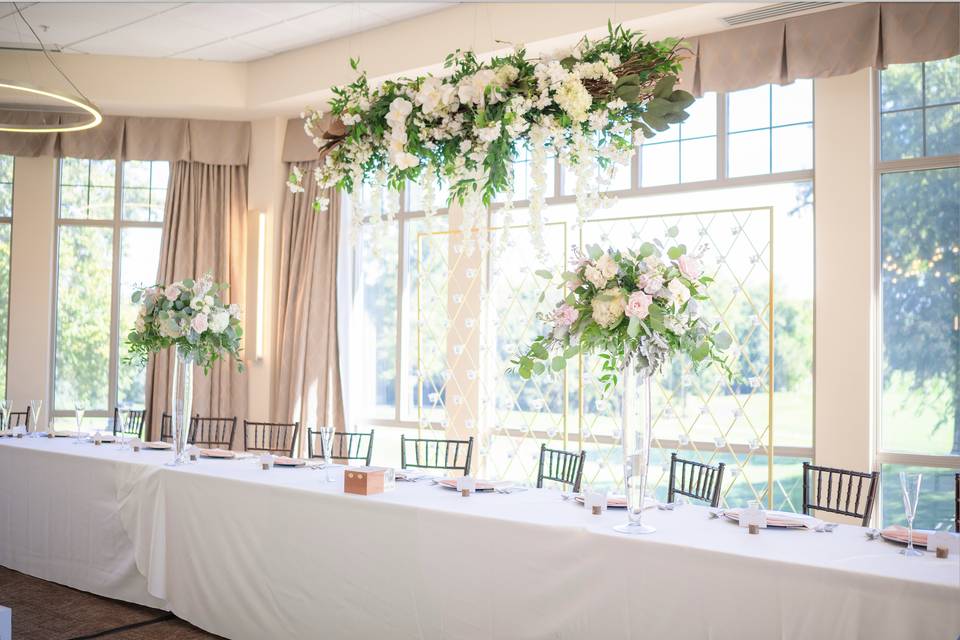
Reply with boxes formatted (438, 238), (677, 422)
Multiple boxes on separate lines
(73, 401), (85, 445)
(0, 399), (9, 433)
(320, 426), (336, 482)
(116, 406), (130, 450)
(898, 471), (923, 557)
(29, 400), (43, 438)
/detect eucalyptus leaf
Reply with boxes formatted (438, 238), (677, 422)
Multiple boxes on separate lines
(627, 316), (641, 338)
(551, 356), (566, 372)
(587, 244), (604, 260)
(669, 89), (696, 109)
(640, 111), (668, 131)
(715, 331), (733, 349)
(653, 76), (676, 99)
(667, 246), (683, 260)
(535, 269), (553, 279)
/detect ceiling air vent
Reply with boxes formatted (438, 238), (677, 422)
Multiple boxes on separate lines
(722, 2), (839, 27)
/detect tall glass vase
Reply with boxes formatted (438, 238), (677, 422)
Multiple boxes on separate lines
(615, 367), (656, 534)
(168, 346), (194, 466)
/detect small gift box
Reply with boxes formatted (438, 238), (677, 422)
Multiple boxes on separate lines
(344, 466), (393, 495)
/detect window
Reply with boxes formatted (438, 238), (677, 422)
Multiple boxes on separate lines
(727, 80), (813, 177)
(350, 81), (815, 508)
(880, 57), (960, 161)
(53, 159), (167, 428)
(877, 56), (960, 530)
(0, 155), (12, 397)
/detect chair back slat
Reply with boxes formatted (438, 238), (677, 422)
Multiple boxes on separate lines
(667, 453), (725, 507)
(3, 411), (29, 429)
(802, 462), (878, 526)
(112, 408), (145, 438)
(191, 416), (237, 449)
(400, 435), (473, 474)
(307, 429), (374, 465)
(536, 444), (586, 493)
(243, 420), (299, 457)
(160, 413), (174, 443)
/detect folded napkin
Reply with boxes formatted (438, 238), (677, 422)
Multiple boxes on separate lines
(881, 525), (931, 547)
(435, 478), (509, 491)
(724, 508), (821, 529)
(273, 456), (305, 467)
(198, 448), (235, 458)
(144, 441), (172, 450)
(574, 494), (657, 509)
(395, 469), (434, 481)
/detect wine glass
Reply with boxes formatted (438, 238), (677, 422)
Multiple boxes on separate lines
(28, 400), (43, 438)
(0, 399), (9, 432)
(73, 401), (86, 445)
(898, 471), (923, 557)
(319, 426), (336, 482)
(116, 406), (130, 450)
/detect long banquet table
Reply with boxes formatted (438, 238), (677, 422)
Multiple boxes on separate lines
(0, 437), (957, 640)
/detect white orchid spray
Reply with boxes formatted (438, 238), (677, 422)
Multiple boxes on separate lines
(289, 23), (694, 256)
(512, 234), (733, 393)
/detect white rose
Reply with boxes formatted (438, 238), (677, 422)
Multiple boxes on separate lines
(668, 279), (691, 305)
(643, 274), (664, 295)
(584, 264), (607, 289)
(596, 254), (618, 280)
(208, 310), (230, 333)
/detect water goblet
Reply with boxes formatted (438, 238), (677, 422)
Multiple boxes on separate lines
(898, 472), (923, 557)
(73, 401), (86, 445)
(28, 400), (43, 438)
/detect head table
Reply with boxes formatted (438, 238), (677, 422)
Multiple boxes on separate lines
(0, 437), (956, 640)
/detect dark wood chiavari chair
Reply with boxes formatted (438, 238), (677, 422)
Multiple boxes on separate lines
(112, 408), (146, 439)
(667, 452), (725, 507)
(192, 416), (238, 450)
(802, 462), (879, 526)
(3, 411), (29, 429)
(307, 428), (374, 465)
(954, 472), (959, 533)
(160, 413), (175, 443)
(243, 420), (299, 457)
(536, 444), (586, 493)
(400, 435), (473, 475)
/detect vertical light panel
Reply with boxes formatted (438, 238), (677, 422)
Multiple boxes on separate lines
(256, 212), (266, 361)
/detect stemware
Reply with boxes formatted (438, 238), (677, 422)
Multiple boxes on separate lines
(28, 400), (44, 437)
(319, 426), (336, 482)
(898, 472), (923, 557)
(73, 401), (86, 445)
(0, 399), (9, 432)
(116, 406), (130, 450)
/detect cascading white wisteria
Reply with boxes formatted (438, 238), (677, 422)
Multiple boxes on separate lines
(288, 24), (694, 265)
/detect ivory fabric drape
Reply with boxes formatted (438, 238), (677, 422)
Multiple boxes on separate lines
(145, 161), (248, 442)
(273, 160), (345, 450)
(678, 2), (960, 96)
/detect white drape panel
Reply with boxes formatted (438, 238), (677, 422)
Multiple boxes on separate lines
(2, 439), (958, 640)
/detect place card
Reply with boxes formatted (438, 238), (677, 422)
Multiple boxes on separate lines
(739, 504), (767, 529)
(187, 446), (198, 462)
(260, 454), (274, 470)
(456, 476), (476, 496)
(12, 426), (25, 438)
(130, 437), (141, 452)
(929, 531), (959, 557)
(584, 491), (607, 515)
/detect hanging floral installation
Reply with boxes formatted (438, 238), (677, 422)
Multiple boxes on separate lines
(288, 23), (694, 256)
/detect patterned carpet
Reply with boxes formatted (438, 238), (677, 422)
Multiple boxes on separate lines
(0, 566), (221, 639)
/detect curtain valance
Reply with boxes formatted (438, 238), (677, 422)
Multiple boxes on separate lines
(679, 2), (959, 96)
(0, 114), (251, 165)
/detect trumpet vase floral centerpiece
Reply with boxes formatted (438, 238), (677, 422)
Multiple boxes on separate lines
(514, 236), (732, 533)
(125, 274), (244, 465)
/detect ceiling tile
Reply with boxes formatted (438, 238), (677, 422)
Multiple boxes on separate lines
(162, 3), (283, 39)
(71, 12), (224, 58)
(235, 21), (324, 53)
(172, 37), (273, 62)
(3, 2), (173, 49)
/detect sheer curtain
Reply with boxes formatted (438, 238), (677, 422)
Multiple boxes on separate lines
(273, 160), (345, 453)
(145, 161), (248, 441)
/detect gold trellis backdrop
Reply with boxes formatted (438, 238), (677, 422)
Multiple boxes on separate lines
(413, 206), (804, 511)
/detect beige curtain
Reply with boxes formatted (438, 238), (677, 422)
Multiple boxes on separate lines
(145, 161), (248, 442)
(273, 160), (344, 454)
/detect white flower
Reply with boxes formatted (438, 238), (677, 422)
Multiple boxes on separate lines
(643, 255), (662, 270)
(457, 69), (496, 106)
(584, 264), (607, 289)
(209, 310), (229, 333)
(341, 111), (361, 126)
(415, 76), (457, 116)
(476, 121), (502, 143)
(228, 304), (240, 318)
(554, 77), (592, 123)
(643, 274), (664, 295)
(668, 278), (691, 305)
(394, 152), (419, 170)
(591, 287), (625, 329)
(495, 64), (519, 85)
(596, 254), (618, 280)
(191, 313), (209, 334)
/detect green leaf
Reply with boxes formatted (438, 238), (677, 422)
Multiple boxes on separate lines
(615, 74), (641, 88)
(666, 225), (679, 238)
(715, 331), (733, 350)
(692, 343), (710, 362)
(182, 279), (194, 288)
(551, 356), (566, 372)
(669, 89), (696, 109)
(645, 97), (673, 117)
(587, 244), (604, 261)
(530, 343), (549, 360)
(561, 271), (579, 282)
(518, 367), (532, 380)
(640, 111), (668, 131)
(653, 75), (677, 99)
(627, 316), (641, 338)
(638, 242), (656, 258)
(616, 84), (642, 102)
(532, 361), (545, 375)
(535, 269), (552, 279)
(667, 246), (683, 260)
(663, 111), (690, 124)
(131, 290), (142, 303)
(564, 345), (580, 359)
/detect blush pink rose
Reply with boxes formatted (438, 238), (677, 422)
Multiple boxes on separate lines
(164, 284), (181, 302)
(624, 291), (653, 320)
(678, 255), (703, 279)
(553, 304), (579, 327)
(191, 313), (208, 333)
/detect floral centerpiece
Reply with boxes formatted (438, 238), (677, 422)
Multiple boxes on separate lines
(126, 274), (243, 464)
(514, 236), (732, 534)
(288, 23), (693, 255)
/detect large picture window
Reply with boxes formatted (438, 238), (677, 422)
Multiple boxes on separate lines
(351, 83), (815, 508)
(53, 159), (166, 429)
(877, 56), (960, 530)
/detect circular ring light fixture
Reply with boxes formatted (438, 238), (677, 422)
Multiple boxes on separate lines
(0, 81), (103, 133)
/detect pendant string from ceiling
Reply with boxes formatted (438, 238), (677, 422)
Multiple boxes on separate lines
(13, 2), (92, 104)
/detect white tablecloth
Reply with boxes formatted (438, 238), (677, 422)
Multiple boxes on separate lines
(1, 438), (957, 640)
